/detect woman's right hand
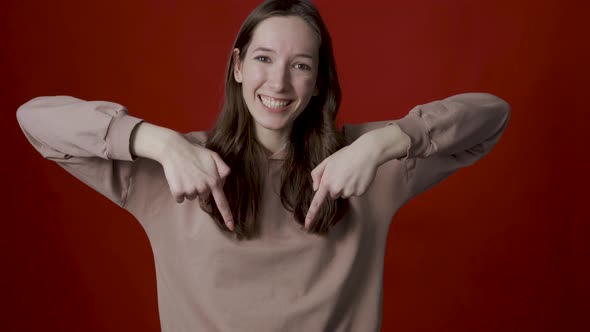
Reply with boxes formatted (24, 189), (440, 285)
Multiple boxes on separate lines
(131, 122), (234, 231)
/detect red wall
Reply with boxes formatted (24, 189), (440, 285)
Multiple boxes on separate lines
(3, 0), (588, 331)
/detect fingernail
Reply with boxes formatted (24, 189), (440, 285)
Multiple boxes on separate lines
(227, 221), (234, 231)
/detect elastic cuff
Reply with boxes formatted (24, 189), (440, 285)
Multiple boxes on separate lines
(393, 108), (431, 159)
(105, 114), (144, 161)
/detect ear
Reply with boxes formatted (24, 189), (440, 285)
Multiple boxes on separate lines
(233, 48), (243, 83)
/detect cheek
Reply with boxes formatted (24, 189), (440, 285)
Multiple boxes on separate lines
(242, 66), (265, 88)
(295, 75), (317, 98)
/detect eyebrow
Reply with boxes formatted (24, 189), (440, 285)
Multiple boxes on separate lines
(252, 47), (314, 59)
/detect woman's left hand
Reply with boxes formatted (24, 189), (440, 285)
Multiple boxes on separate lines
(304, 124), (409, 230)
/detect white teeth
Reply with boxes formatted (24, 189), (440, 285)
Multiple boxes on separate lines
(260, 95), (290, 108)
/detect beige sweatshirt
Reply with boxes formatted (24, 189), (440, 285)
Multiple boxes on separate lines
(16, 93), (510, 331)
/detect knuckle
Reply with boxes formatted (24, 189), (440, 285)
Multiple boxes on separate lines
(329, 188), (341, 199)
(196, 182), (208, 193)
(216, 196), (228, 207)
(217, 202), (229, 212)
(328, 186), (338, 196)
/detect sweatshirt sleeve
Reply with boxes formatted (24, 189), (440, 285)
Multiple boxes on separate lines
(16, 96), (144, 207)
(392, 92), (511, 202)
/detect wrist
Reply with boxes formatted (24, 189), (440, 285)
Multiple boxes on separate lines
(131, 122), (181, 163)
(358, 123), (410, 166)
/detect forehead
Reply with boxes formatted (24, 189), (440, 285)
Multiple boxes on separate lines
(248, 16), (319, 57)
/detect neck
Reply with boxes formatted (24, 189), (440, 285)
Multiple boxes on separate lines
(255, 126), (289, 155)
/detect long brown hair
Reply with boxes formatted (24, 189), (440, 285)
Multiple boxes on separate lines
(202, 0), (347, 239)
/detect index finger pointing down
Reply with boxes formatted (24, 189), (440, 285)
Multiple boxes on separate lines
(211, 186), (234, 231)
(305, 185), (328, 230)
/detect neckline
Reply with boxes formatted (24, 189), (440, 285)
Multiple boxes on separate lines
(266, 142), (289, 161)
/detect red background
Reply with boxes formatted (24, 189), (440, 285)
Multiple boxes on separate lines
(2, 0), (588, 331)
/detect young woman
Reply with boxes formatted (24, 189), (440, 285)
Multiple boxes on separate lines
(16, 0), (511, 330)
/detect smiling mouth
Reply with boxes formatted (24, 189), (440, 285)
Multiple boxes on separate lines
(259, 95), (293, 109)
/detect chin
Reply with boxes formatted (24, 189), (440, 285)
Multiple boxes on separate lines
(259, 122), (289, 132)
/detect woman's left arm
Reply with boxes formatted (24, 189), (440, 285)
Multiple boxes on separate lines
(305, 93), (511, 228)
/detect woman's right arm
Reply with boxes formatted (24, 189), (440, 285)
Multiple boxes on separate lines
(16, 96), (234, 229)
(17, 96), (143, 207)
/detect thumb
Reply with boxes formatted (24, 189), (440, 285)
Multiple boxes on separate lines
(211, 153), (231, 178)
(311, 158), (328, 191)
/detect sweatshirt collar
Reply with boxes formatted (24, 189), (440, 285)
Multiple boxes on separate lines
(266, 142), (289, 161)
(267, 148), (288, 161)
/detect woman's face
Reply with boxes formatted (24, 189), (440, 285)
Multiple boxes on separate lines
(234, 15), (319, 144)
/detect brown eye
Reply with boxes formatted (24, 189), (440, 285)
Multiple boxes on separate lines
(255, 56), (270, 63)
(294, 63), (312, 71)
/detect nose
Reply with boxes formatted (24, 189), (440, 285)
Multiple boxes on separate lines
(267, 63), (291, 92)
